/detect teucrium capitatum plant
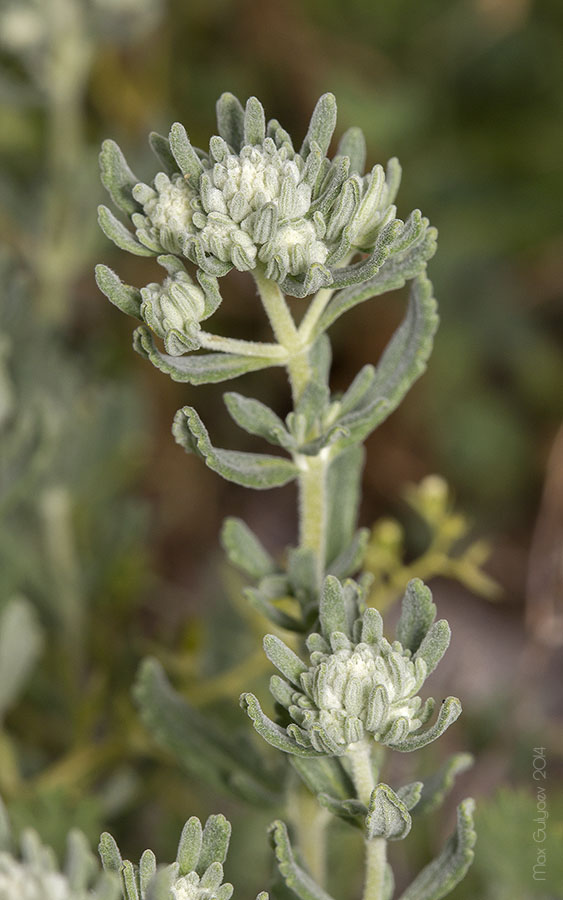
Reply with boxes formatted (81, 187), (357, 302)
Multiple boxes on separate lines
(97, 93), (476, 900)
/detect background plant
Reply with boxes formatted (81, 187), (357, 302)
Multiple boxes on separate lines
(0, 1), (562, 898)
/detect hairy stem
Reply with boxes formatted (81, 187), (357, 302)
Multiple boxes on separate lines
(253, 269), (311, 401)
(296, 450), (330, 588)
(348, 741), (388, 900)
(198, 331), (288, 360)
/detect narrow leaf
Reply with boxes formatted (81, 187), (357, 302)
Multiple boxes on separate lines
(148, 132), (178, 174)
(325, 445), (365, 564)
(176, 817), (202, 877)
(98, 833), (122, 874)
(220, 517), (277, 580)
(95, 265), (142, 319)
(416, 754), (474, 816)
(224, 392), (287, 446)
(0, 596), (43, 720)
(301, 93), (338, 159)
(392, 698), (462, 752)
(396, 579), (436, 654)
(399, 799), (476, 900)
(197, 815), (231, 875)
(263, 634), (307, 686)
(98, 205), (155, 257)
(244, 97), (266, 145)
(216, 93), (245, 150)
(366, 784), (412, 841)
(414, 620), (451, 675)
(240, 694), (320, 758)
(99, 140), (140, 215)
(173, 406), (298, 489)
(133, 327), (280, 384)
(269, 820), (336, 900)
(319, 576), (348, 640)
(169, 122), (203, 180)
(336, 127), (366, 174)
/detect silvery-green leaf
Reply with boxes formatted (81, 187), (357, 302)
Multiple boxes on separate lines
(327, 528), (369, 579)
(133, 327), (280, 384)
(269, 820), (336, 900)
(169, 122), (204, 180)
(399, 799), (476, 900)
(99, 140), (140, 215)
(95, 264), (142, 319)
(139, 850), (157, 897)
(121, 860), (139, 900)
(414, 619), (451, 675)
(0, 596), (43, 720)
(416, 753), (474, 816)
(391, 698), (462, 752)
(197, 815), (231, 875)
(397, 781), (424, 811)
(148, 131), (178, 174)
(301, 93), (337, 159)
(244, 97), (266, 145)
(245, 586), (304, 632)
(324, 445), (365, 565)
(220, 517), (277, 580)
(396, 579), (437, 654)
(334, 274), (438, 444)
(328, 219), (402, 288)
(240, 693), (321, 758)
(319, 576), (349, 640)
(134, 658), (281, 803)
(287, 547), (318, 610)
(336, 127), (366, 174)
(216, 93), (245, 150)
(263, 634), (307, 686)
(317, 793), (366, 827)
(98, 205), (156, 257)
(98, 833), (122, 875)
(290, 756), (355, 805)
(366, 783), (412, 840)
(176, 817), (202, 877)
(224, 392), (288, 446)
(173, 406), (298, 489)
(316, 223), (437, 335)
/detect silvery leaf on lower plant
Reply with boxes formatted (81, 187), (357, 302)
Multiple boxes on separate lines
(96, 91), (477, 900)
(0, 798), (119, 900)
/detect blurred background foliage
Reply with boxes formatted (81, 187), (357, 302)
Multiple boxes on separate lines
(0, 0), (562, 898)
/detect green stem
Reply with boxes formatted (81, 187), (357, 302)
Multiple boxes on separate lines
(296, 451), (330, 588)
(198, 331), (288, 360)
(253, 269), (311, 401)
(348, 741), (388, 900)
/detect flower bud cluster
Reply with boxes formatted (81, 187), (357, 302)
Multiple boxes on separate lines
(100, 92), (407, 303)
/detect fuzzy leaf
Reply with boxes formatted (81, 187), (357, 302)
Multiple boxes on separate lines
(335, 274), (438, 444)
(269, 820), (336, 900)
(99, 140), (140, 215)
(319, 576), (349, 640)
(148, 131), (178, 174)
(134, 658), (281, 803)
(366, 784), (412, 840)
(139, 850), (157, 897)
(240, 694), (320, 758)
(325, 445), (365, 564)
(399, 799), (476, 900)
(216, 93), (245, 151)
(317, 225), (437, 335)
(245, 585), (304, 632)
(98, 833), (122, 874)
(336, 127), (366, 174)
(95, 265), (142, 319)
(416, 754), (474, 816)
(263, 634), (307, 686)
(220, 517), (277, 580)
(224, 393), (288, 446)
(392, 698), (462, 752)
(176, 817), (202, 877)
(327, 528), (369, 579)
(317, 794), (366, 827)
(244, 97), (266, 145)
(133, 327), (279, 384)
(0, 596), (43, 720)
(396, 579), (437, 654)
(169, 122), (203, 180)
(397, 781), (424, 811)
(414, 619), (451, 675)
(173, 406), (298, 489)
(98, 205), (155, 257)
(301, 93), (338, 159)
(197, 815), (231, 875)
(290, 756), (355, 804)
(287, 547), (318, 610)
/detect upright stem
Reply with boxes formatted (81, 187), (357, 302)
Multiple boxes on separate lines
(348, 741), (388, 900)
(296, 450), (330, 588)
(253, 269), (311, 401)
